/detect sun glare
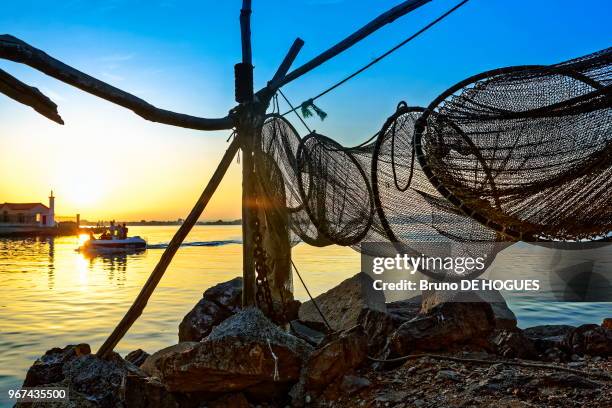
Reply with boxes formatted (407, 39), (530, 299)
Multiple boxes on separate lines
(78, 233), (91, 246)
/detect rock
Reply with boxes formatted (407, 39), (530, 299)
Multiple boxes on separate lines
(389, 302), (495, 355)
(209, 393), (250, 408)
(375, 390), (410, 403)
(436, 369), (462, 382)
(202, 276), (243, 312)
(152, 308), (313, 394)
(178, 277), (243, 342)
(23, 344), (91, 387)
(421, 288), (517, 330)
(564, 324), (612, 356)
(298, 272), (386, 331)
(141, 342), (198, 379)
(490, 329), (537, 359)
(536, 373), (600, 389)
(291, 326), (368, 405)
(339, 375), (371, 395)
(357, 308), (395, 355)
(386, 295), (421, 324)
(124, 349), (149, 367)
(603, 318), (612, 330)
(523, 324), (575, 352)
(469, 368), (533, 394)
(61, 352), (142, 408)
(124, 374), (179, 408)
(290, 320), (325, 346)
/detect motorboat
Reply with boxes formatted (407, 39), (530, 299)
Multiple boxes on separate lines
(80, 236), (147, 252)
(78, 226), (146, 253)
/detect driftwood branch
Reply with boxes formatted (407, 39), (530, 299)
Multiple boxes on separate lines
(0, 34), (234, 130)
(268, 0), (431, 90)
(0, 68), (63, 124)
(96, 137), (241, 358)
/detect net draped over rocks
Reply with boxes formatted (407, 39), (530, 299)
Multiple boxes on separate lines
(254, 48), (611, 277)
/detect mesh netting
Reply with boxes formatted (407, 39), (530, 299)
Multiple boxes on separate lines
(415, 47), (612, 241)
(254, 48), (611, 277)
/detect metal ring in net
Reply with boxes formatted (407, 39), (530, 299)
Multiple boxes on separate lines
(256, 115), (333, 247)
(297, 132), (374, 246)
(414, 48), (612, 242)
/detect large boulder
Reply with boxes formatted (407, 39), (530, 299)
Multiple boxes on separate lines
(145, 308), (313, 395)
(386, 296), (422, 324)
(564, 324), (612, 356)
(21, 345), (143, 408)
(23, 344), (91, 387)
(357, 296), (422, 355)
(178, 277), (243, 342)
(523, 325), (575, 353)
(421, 288), (517, 330)
(124, 374), (180, 408)
(298, 272), (386, 331)
(389, 302), (495, 356)
(489, 329), (537, 359)
(61, 352), (142, 408)
(290, 326), (368, 406)
(124, 349), (149, 368)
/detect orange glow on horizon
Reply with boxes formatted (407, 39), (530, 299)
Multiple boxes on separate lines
(0, 101), (242, 222)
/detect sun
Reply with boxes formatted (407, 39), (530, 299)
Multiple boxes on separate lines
(54, 159), (110, 209)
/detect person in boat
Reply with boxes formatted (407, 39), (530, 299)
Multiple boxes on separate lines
(88, 229), (96, 240)
(109, 220), (116, 238)
(122, 223), (129, 239)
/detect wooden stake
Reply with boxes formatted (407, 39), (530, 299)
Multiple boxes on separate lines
(238, 0), (258, 307)
(96, 138), (240, 357)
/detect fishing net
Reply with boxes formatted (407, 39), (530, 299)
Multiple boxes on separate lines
(254, 48), (612, 278)
(415, 47), (612, 241)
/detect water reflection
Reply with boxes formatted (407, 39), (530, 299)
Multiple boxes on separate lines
(47, 237), (55, 289)
(79, 249), (146, 286)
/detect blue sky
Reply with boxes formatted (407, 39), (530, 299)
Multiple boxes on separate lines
(1, 0), (610, 219)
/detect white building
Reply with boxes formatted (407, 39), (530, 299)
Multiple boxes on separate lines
(0, 191), (55, 227)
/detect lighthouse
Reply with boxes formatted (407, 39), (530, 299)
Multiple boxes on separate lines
(48, 190), (55, 226)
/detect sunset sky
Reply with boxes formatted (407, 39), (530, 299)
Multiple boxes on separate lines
(1, 0), (610, 221)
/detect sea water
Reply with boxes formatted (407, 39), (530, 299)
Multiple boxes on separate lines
(0, 225), (609, 407)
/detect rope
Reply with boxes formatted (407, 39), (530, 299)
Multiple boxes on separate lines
(367, 353), (612, 382)
(291, 259), (332, 331)
(279, 0), (470, 118)
(278, 89), (313, 134)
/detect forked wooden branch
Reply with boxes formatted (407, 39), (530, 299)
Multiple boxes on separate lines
(0, 34), (234, 130)
(269, 0), (431, 89)
(96, 137), (241, 358)
(269, 38), (305, 87)
(0, 68), (63, 124)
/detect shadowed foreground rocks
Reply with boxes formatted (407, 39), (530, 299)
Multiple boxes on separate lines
(17, 275), (612, 407)
(144, 308), (312, 396)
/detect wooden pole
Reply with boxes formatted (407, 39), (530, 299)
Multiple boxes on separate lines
(269, 38), (305, 86)
(96, 138), (240, 357)
(238, 0), (258, 307)
(266, 0), (431, 91)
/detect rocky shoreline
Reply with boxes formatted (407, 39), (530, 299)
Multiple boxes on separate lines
(16, 273), (612, 407)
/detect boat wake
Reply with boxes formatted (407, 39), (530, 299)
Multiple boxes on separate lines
(146, 239), (242, 249)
